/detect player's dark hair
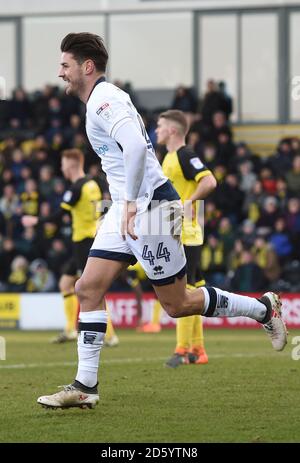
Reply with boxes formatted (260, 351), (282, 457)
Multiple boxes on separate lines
(62, 148), (84, 167)
(61, 32), (108, 72)
(159, 109), (189, 136)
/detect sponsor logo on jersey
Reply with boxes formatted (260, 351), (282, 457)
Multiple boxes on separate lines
(153, 265), (164, 276)
(217, 295), (229, 308)
(95, 144), (109, 156)
(96, 102), (113, 121)
(62, 190), (72, 202)
(83, 331), (98, 344)
(190, 157), (204, 170)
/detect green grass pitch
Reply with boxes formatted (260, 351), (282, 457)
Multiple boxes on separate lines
(0, 329), (299, 443)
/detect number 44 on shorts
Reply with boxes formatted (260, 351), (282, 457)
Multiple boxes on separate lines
(142, 242), (171, 266)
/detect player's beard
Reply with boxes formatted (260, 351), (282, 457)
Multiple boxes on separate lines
(65, 74), (84, 98)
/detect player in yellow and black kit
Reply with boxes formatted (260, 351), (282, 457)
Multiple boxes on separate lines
(22, 149), (118, 345)
(155, 110), (217, 367)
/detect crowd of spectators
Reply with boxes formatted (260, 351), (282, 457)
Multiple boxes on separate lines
(0, 79), (300, 293)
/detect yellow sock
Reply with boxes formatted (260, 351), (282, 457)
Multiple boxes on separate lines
(151, 299), (162, 325)
(175, 316), (194, 353)
(63, 292), (78, 334)
(191, 315), (204, 350)
(106, 312), (116, 339)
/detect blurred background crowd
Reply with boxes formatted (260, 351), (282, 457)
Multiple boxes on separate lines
(0, 78), (300, 294)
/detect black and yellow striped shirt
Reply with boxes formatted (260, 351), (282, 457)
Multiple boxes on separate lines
(60, 177), (101, 242)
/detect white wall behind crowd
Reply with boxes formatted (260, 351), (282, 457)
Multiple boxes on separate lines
(1, 0), (300, 121)
(1, 0), (300, 15)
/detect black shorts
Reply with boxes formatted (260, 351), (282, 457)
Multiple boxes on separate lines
(183, 245), (204, 286)
(62, 238), (94, 277)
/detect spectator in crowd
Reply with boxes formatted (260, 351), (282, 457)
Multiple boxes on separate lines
(46, 238), (70, 280)
(285, 155), (300, 195)
(0, 238), (18, 284)
(228, 142), (261, 174)
(20, 178), (39, 216)
(290, 136), (300, 156)
(10, 148), (28, 181)
(0, 78), (299, 295)
(269, 217), (293, 265)
(227, 238), (244, 273)
(0, 168), (15, 195)
(29, 258), (57, 292)
(0, 184), (19, 229)
(215, 173), (245, 223)
(186, 130), (203, 156)
(202, 142), (219, 171)
(201, 79), (228, 126)
(8, 88), (31, 129)
(15, 226), (39, 262)
(256, 196), (280, 232)
(7, 255), (31, 292)
(171, 85), (198, 114)
(260, 167), (277, 195)
(201, 233), (226, 287)
(252, 235), (281, 284)
(238, 219), (256, 247)
(275, 177), (288, 209)
(269, 138), (294, 176)
(243, 180), (267, 224)
(218, 81), (233, 120)
(216, 130), (235, 167)
(38, 165), (55, 198)
(238, 160), (257, 194)
(231, 247), (267, 292)
(285, 197), (300, 260)
(218, 216), (236, 263)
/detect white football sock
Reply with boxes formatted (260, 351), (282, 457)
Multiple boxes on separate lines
(75, 310), (107, 388)
(203, 287), (267, 322)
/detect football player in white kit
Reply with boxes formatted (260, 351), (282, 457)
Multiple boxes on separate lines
(37, 33), (287, 409)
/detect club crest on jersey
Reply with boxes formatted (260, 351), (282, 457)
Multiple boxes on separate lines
(62, 190), (72, 202)
(190, 157), (204, 169)
(96, 102), (113, 121)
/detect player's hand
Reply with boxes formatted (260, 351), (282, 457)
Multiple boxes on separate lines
(21, 215), (38, 227)
(183, 200), (195, 221)
(121, 201), (138, 240)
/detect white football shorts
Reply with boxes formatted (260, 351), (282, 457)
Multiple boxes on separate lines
(89, 199), (187, 286)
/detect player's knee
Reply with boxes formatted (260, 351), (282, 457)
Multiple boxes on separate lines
(74, 277), (89, 302)
(75, 277), (104, 305)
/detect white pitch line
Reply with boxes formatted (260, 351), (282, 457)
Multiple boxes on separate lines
(0, 351), (289, 369)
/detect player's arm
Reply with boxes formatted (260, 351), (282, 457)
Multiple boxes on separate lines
(178, 148), (217, 200)
(114, 121), (148, 240)
(114, 121), (147, 202)
(184, 173), (216, 220)
(189, 173), (217, 201)
(60, 182), (81, 211)
(92, 97), (147, 240)
(178, 148), (217, 219)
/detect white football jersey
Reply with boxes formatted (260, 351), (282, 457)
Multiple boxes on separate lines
(86, 78), (167, 208)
